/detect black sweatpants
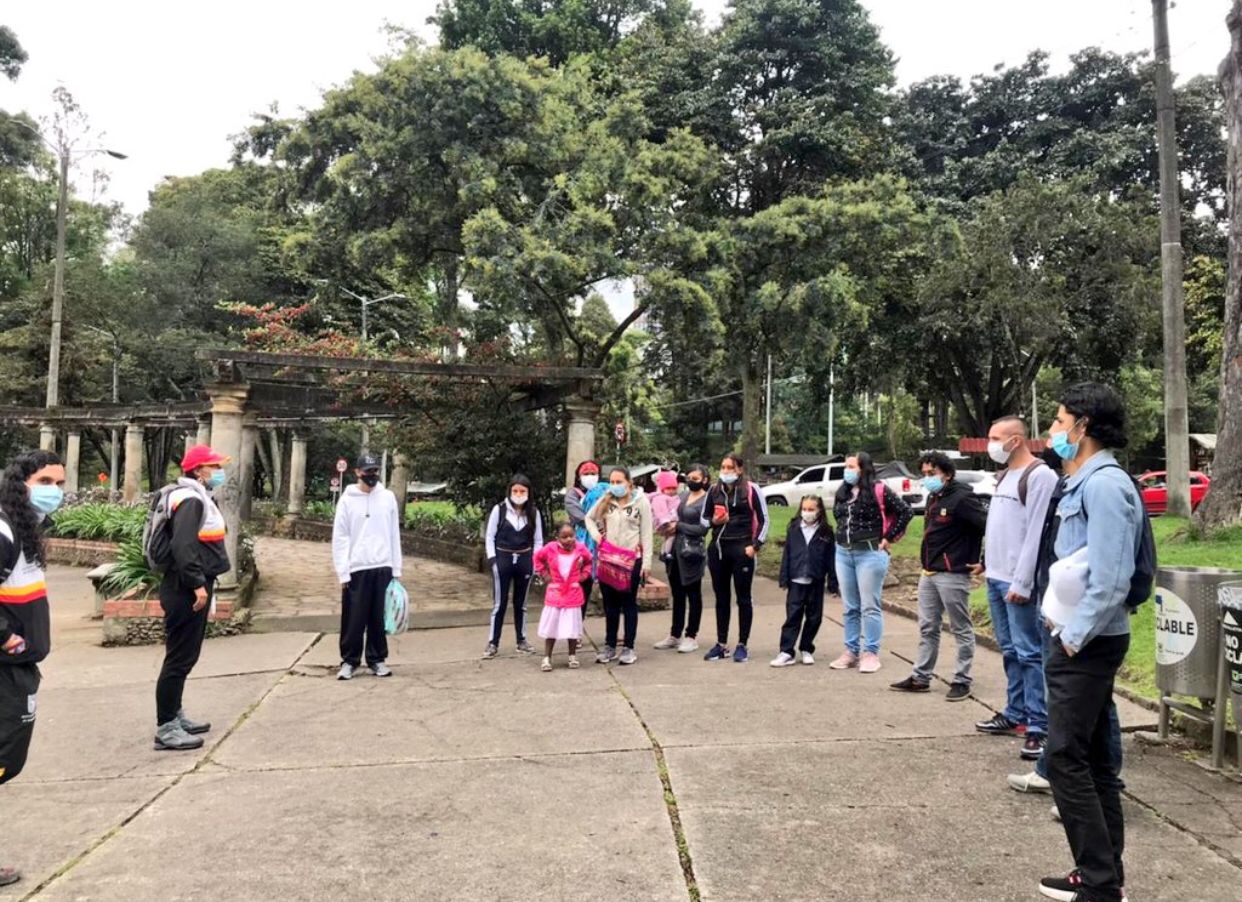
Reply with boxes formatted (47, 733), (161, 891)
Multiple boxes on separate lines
(0, 663), (39, 785)
(1046, 633), (1130, 898)
(601, 560), (641, 650)
(156, 576), (211, 726)
(340, 567), (391, 667)
(665, 554), (702, 639)
(779, 580), (825, 656)
(489, 552), (532, 646)
(708, 540), (754, 646)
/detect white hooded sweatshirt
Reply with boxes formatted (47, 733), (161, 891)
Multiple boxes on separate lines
(331, 484), (404, 584)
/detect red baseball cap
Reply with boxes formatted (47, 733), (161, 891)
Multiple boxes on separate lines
(578, 462), (600, 475)
(181, 445), (230, 472)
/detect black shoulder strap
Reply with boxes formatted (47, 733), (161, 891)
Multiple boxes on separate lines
(1017, 459), (1044, 506)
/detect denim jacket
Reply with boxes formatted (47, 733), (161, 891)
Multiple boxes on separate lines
(1053, 450), (1142, 652)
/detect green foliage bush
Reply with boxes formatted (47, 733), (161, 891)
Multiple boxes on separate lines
(51, 503), (145, 543)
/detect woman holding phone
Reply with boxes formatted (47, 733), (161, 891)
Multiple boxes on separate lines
(701, 454), (769, 663)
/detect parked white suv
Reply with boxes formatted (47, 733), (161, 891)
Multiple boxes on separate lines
(954, 470), (997, 510)
(762, 463), (927, 513)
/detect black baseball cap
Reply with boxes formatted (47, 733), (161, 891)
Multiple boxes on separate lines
(355, 453), (381, 472)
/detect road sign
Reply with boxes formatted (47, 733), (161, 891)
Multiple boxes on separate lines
(336, 458), (348, 474)
(614, 421), (627, 445)
(330, 477), (340, 489)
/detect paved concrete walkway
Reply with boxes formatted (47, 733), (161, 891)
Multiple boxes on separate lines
(3, 566), (1240, 901)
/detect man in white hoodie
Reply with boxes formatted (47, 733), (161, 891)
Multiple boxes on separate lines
(332, 453), (404, 681)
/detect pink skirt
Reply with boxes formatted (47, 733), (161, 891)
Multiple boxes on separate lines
(538, 605), (583, 640)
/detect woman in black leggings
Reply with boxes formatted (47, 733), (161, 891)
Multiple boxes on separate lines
(701, 454), (769, 663)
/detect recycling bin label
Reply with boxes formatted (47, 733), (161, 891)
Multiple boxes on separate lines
(1155, 588), (1198, 666)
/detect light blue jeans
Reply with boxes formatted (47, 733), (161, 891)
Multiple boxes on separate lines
(835, 547), (889, 656)
(988, 579), (1047, 735)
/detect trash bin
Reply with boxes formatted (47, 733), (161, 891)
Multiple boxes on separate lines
(1155, 567), (1242, 698)
(1220, 580), (1242, 730)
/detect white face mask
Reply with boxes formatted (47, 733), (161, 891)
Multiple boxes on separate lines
(510, 493), (528, 507)
(580, 474), (599, 490)
(800, 511), (818, 525)
(987, 439), (1013, 465)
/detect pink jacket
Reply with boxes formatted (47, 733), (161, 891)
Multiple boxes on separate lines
(534, 542), (593, 608)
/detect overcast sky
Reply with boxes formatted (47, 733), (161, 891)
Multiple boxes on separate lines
(1, 1), (1231, 219)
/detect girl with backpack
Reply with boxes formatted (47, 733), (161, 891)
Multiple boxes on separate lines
(701, 454), (769, 663)
(482, 475), (544, 660)
(771, 495), (839, 667)
(585, 466), (652, 666)
(829, 452), (913, 674)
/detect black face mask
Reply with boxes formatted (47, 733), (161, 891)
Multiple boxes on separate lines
(360, 473), (380, 487)
(687, 479), (706, 492)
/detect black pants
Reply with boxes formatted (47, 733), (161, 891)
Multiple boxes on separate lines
(1046, 633), (1130, 898)
(340, 567), (391, 667)
(0, 663), (39, 785)
(665, 554), (702, 639)
(708, 540), (754, 646)
(601, 560), (641, 649)
(157, 576), (211, 726)
(780, 581), (825, 655)
(489, 552), (532, 646)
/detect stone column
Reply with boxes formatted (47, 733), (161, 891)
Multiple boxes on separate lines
(287, 432), (308, 518)
(564, 399), (601, 489)
(64, 429), (81, 494)
(122, 423), (144, 503)
(239, 414), (259, 521)
(195, 417), (211, 447)
(207, 383), (249, 591)
(184, 430), (195, 457)
(389, 452), (410, 519)
(39, 425), (56, 453)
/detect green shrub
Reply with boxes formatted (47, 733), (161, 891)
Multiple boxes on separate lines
(99, 539), (160, 599)
(51, 503), (146, 543)
(303, 500), (336, 522)
(404, 505), (479, 545)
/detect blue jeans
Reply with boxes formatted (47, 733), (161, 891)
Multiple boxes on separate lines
(1035, 617), (1124, 785)
(988, 579), (1047, 735)
(835, 548), (889, 655)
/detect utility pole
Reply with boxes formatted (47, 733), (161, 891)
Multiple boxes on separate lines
(1153, 0), (1193, 517)
(765, 354), (772, 456)
(827, 363), (836, 457)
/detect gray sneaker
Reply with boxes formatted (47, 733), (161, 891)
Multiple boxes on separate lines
(481, 643), (499, 660)
(337, 663), (355, 681)
(596, 645), (616, 664)
(370, 662), (393, 678)
(154, 720), (205, 752)
(618, 648), (638, 665)
(516, 640), (535, 655)
(177, 709), (211, 735)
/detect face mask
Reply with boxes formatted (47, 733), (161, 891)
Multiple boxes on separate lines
(206, 470), (226, 490)
(580, 474), (599, 490)
(800, 511), (818, 525)
(1050, 423), (1080, 461)
(719, 473), (738, 485)
(609, 484), (628, 498)
(843, 469), (860, 486)
(510, 493), (527, 506)
(29, 485), (64, 516)
(987, 440), (1013, 466)
(361, 474), (380, 487)
(923, 476), (944, 494)
(687, 479), (706, 492)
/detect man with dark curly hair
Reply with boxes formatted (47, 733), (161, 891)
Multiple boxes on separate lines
(0, 449), (66, 888)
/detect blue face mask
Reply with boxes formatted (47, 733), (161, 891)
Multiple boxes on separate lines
(29, 485), (64, 516)
(609, 483), (628, 498)
(1050, 425), (1079, 461)
(206, 470), (227, 489)
(719, 473), (739, 485)
(842, 469), (860, 486)
(922, 476), (944, 495)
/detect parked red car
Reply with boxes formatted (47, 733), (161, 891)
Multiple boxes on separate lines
(1136, 471), (1211, 515)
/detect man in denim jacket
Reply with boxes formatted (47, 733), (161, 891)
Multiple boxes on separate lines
(1038, 383), (1142, 902)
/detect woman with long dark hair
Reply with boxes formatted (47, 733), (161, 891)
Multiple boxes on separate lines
(565, 460), (604, 604)
(701, 453), (769, 663)
(585, 466), (652, 665)
(482, 474), (544, 659)
(653, 464), (711, 654)
(829, 451), (913, 674)
(0, 449), (66, 888)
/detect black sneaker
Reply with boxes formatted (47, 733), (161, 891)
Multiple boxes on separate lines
(889, 676), (931, 692)
(975, 713), (1021, 735)
(1038, 870), (1086, 902)
(945, 682), (971, 702)
(1021, 734), (1047, 760)
(703, 643), (730, 662)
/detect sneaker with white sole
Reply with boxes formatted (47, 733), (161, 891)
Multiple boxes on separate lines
(567, 656), (580, 669)
(800, 651), (815, 666)
(828, 651), (858, 670)
(337, 663), (355, 681)
(618, 648), (638, 665)
(770, 652), (796, 667)
(858, 652), (882, 673)
(596, 645), (616, 664)
(481, 644), (498, 660)
(653, 635), (680, 650)
(516, 640), (535, 655)
(370, 663), (392, 678)
(541, 656), (553, 672)
(703, 643), (729, 661)
(1007, 771), (1052, 794)
(677, 637), (700, 653)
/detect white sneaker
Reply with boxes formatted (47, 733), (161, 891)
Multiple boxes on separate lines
(337, 663), (355, 681)
(369, 662), (392, 678)
(677, 637), (700, 653)
(770, 652), (797, 667)
(1007, 772), (1052, 794)
(801, 652), (815, 666)
(618, 648), (638, 665)
(653, 635), (680, 650)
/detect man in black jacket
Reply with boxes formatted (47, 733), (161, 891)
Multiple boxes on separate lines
(891, 452), (988, 701)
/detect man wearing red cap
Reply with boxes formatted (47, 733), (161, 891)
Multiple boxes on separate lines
(152, 445), (230, 751)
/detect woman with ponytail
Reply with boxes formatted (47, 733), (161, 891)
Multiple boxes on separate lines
(0, 449), (66, 888)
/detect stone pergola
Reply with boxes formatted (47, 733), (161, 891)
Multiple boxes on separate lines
(3, 349), (604, 593)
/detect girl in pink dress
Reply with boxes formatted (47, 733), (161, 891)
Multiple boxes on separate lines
(534, 523), (593, 671)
